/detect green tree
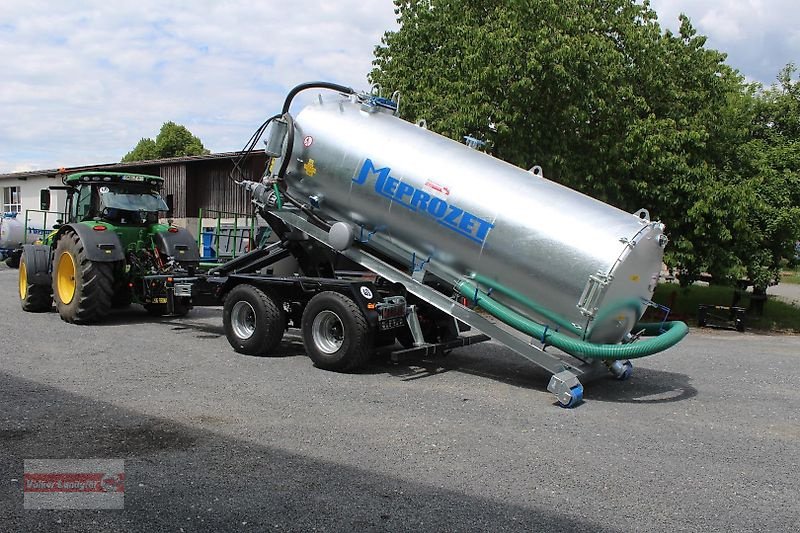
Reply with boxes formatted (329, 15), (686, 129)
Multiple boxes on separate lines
(744, 64), (800, 284)
(122, 137), (158, 162)
(122, 121), (209, 162)
(371, 0), (800, 290)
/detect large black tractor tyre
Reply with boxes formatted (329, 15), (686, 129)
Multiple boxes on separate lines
(52, 230), (114, 324)
(19, 252), (52, 312)
(301, 291), (372, 372)
(223, 284), (285, 356)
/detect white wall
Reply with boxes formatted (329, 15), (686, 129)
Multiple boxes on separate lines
(1, 174), (67, 231)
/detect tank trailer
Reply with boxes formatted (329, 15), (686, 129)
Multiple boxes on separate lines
(189, 82), (688, 408)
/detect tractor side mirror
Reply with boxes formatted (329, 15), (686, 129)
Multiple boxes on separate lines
(40, 189), (51, 211)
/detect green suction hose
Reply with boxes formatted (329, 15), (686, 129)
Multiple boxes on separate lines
(457, 280), (688, 360)
(470, 272), (583, 336)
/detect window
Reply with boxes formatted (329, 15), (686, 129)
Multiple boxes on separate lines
(74, 185), (93, 220)
(3, 186), (21, 213)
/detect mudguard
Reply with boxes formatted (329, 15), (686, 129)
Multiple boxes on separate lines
(56, 223), (125, 262)
(153, 227), (201, 262)
(21, 244), (52, 286)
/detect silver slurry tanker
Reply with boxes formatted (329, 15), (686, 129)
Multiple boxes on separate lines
(277, 92), (668, 345)
(237, 82), (688, 406)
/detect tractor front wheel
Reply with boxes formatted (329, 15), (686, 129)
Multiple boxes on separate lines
(5, 252), (20, 268)
(19, 253), (52, 312)
(52, 230), (114, 324)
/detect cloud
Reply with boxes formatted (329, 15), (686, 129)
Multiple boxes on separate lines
(650, 0), (800, 85)
(0, 1), (398, 172)
(2, 1), (797, 173)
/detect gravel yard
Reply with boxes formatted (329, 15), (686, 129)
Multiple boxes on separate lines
(1, 263), (799, 531)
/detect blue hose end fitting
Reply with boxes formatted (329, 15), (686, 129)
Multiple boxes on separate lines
(609, 360), (634, 380)
(618, 361), (634, 381)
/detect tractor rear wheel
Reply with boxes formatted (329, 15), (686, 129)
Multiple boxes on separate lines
(19, 253), (52, 312)
(52, 230), (114, 324)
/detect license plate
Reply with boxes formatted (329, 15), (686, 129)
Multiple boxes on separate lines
(378, 317), (405, 330)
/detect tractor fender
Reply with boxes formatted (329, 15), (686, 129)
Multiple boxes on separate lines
(153, 227), (201, 262)
(21, 244), (52, 286)
(55, 223), (125, 262)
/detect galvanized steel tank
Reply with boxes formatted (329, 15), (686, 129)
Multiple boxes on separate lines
(281, 95), (667, 344)
(1, 215), (32, 249)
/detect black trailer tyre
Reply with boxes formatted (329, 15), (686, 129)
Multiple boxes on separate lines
(6, 253), (20, 268)
(19, 253), (52, 312)
(301, 291), (371, 372)
(52, 230), (114, 324)
(223, 284), (285, 356)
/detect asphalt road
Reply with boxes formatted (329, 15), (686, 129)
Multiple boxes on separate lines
(1, 263), (799, 532)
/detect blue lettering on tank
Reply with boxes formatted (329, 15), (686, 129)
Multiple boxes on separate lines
(353, 159), (494, 245)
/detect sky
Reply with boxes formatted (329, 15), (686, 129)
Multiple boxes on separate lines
(0, 0), (798, 174)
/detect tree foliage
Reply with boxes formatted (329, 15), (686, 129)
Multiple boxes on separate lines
(122, 121), (209, 162)
(371, 0), (800, 289)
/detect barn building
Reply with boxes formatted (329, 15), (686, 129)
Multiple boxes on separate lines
(0, 150), (269, 239)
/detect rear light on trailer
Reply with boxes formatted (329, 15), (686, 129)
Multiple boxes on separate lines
(93, 225), (106, 231)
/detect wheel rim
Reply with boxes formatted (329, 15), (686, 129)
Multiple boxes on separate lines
(231, 300), (256, 339)
(56, 251), (76, 304)
(19, 260), (27, 300)
(311, 310), (344, 354)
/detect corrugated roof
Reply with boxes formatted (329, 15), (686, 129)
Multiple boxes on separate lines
(0, 150), (265, 180)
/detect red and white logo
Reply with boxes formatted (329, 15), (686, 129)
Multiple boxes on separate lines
(24, 459), (125, 509)
(303, 136), (313, 148)
(424, 180), (450, 196)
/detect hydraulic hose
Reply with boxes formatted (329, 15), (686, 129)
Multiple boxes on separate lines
(456, 280), (688, 360)
(276, 112), (295, 180)
(272, 183), (283, 209)
(281, 81), (356, 114)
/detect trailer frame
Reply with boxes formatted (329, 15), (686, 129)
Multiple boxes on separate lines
(191, 206), (621, 407)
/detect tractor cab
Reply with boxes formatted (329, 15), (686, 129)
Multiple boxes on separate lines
(61, 172), (168, 226)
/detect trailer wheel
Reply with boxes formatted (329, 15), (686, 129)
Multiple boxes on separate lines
(19, 253), (52, 312)
(223, 284), (285, 356)
(52, 230), (114, 324)
(301, 291), (371, 372)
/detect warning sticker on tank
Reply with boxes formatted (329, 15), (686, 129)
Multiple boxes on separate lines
(353, 159), (494, 245)
(304, 159), (317, 177)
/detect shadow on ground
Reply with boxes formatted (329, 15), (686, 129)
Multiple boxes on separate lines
(364, 342), (698, 406)
(0, 372), (613, 532)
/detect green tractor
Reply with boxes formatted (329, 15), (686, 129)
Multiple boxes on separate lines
(18, 171), (201, 323)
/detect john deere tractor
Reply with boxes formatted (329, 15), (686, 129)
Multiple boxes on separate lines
(18, 171), (200, 324)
